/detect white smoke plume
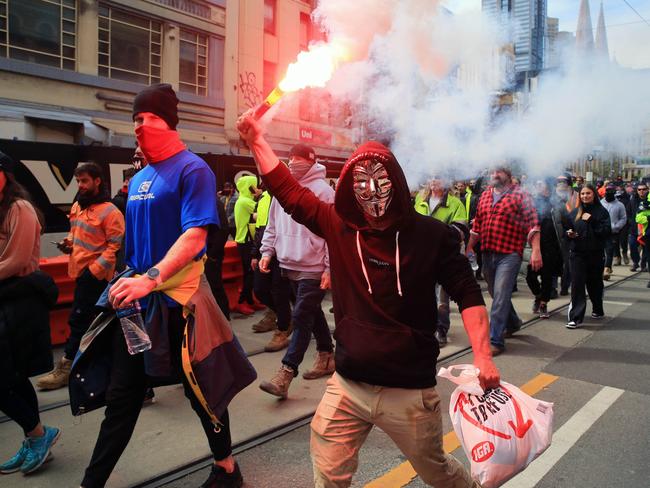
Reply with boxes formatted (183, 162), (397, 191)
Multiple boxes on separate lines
(312, 0), (650, 187)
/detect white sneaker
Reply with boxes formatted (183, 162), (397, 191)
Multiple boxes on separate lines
(566, 321), (579, 329)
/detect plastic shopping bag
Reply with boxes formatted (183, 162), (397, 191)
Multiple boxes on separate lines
(438, 365), (554, 488)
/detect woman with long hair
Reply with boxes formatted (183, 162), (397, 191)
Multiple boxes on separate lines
(564, 184), (611, 328)
(0, 152), (61, 475)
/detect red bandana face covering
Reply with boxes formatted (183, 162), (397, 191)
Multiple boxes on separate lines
(135, 112), (186, 163)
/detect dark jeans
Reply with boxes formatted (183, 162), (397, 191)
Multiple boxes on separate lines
(618, 224), (629, 257)
(205, 253), (230, 320)
(482, 252), (522, 348)
(629, 232), (648, 268)
(604, 233), (620, 268)
(526, 264), (554, 303)
(0, 376), (40, 436)
(435, 285), (451, 335)
(568, 251), (605, 323)
(65, 268), (108, 360)
(237, 242), (254, 305)
(82, 309), (232, 488)
(253, 257), (292, 331)
(282, 279), (333, 373)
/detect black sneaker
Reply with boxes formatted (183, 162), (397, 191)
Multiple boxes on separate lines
(503, 319), (523, 338)
(560, 288), (569, 297)
(532, 298), (541, 314)
(201, 463), (243, 488)
(539, 303), (549, 319)
(435, 330), (448, 347)
(591, 312), (604, 319)
(630, 264), (640, 272)
(143, 388), (155, 406)
(550, 289), (559, 300)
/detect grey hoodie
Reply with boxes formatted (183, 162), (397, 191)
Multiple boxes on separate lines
(600, 198), (627, 233)
(260, 163), (334, 273)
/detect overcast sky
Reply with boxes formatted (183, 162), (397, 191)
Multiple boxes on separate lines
(444, 0), (650, 69)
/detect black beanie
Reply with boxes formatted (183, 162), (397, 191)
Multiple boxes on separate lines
(0, 151), (15, 174)
(132, 83), (179, 130)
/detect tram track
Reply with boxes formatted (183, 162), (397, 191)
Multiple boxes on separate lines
(1, 270), (640, 488)
(0, 272), (639, 426)
(132, 271), (642, 488)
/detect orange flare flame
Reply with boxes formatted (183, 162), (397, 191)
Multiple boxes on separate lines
(279, 42), (349, 93)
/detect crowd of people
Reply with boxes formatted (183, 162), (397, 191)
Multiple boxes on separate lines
(0, 82), (649, 487)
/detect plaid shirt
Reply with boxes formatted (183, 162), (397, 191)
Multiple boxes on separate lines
(471, 186), (539, 256)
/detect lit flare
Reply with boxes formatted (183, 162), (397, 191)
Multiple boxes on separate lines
(252, 42), (349, 120)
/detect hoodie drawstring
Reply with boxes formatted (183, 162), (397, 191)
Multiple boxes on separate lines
(356, 231), (373, 295)
(356, 231), (403, 297)
(395, 231), (402, 296)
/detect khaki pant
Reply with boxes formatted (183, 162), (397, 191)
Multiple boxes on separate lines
(310, 373), (481, 488)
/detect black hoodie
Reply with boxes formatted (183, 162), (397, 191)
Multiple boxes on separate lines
(263, 141), (484, 388)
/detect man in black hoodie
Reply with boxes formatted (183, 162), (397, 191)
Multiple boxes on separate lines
(238, 114), (499, 487)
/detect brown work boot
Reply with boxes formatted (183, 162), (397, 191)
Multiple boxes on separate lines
(252, 310), (277, 333)
(603, 267), (612, 281)
(259, 365), (294, 399)
(36, 357), (72, 390)
(302, 351), (335, 380)
(264, 328), (291, 352)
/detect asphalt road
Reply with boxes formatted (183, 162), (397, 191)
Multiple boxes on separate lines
(164, 273), (650, 488)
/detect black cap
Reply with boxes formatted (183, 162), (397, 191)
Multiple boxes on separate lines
(132, 83), (179, 130)
(289, 144), (316, 162)
(0, 151), (15, 174)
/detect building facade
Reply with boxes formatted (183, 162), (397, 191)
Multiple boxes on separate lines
(481, 0), (547, 83)
(230, 0), (355, 160)
(0, 0), (354, 234)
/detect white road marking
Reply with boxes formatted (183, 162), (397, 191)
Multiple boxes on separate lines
(501, 386), (625, 488)
(602, 300), (633, 306)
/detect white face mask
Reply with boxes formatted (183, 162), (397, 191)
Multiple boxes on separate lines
(352, 159), (393, 218)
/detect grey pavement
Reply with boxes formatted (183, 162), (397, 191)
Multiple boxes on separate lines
(0, 266), (643, 488)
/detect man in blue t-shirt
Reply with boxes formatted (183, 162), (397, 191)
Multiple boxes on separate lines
(81, 84), (243, 488)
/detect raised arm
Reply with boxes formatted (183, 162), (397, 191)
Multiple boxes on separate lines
(236, 113), (334, 238)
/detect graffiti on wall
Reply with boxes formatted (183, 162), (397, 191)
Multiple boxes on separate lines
(239, 72), (262, 108)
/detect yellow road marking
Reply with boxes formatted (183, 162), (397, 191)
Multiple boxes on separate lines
(364, 373), (559, 488)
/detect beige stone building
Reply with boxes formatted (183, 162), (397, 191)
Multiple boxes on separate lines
(0, 0), (355, 231)
(229, 0), (355, 160)
(0, 0), (355, 157)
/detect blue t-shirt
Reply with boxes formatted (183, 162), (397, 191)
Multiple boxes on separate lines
(125, 150), (218, 305)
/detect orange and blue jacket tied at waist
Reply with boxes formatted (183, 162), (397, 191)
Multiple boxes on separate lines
(68, 260), (257, 423)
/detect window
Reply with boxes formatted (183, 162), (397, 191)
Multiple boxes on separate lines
(0, 0), (76, 70)
(179, 29), (208, 96)
(299, 12), (310, 51)
(264, 0), (276, 35)
(98, 3), (161, 85)
(263, 61), (276, 97)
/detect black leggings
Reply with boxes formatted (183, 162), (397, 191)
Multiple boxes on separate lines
(0, 376), (40, 436)
(525, 264), (555, 303)
(82, 308), (232, 488)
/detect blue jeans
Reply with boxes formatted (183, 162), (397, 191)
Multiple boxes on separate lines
(282, 279), (333, 373)
(435, 285), (450, 334)
(482, 252), (522, 348)
(629, 232), (648, 268)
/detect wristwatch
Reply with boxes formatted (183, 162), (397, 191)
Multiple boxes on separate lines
(145, 267), (163, 286)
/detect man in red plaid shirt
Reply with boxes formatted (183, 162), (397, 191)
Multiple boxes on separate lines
(467, 166), (542, 355)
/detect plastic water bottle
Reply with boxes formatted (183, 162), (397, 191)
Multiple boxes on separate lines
(467, 251), (479, 272)
(116, 301), (151, 355)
